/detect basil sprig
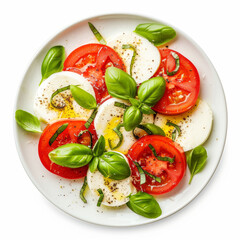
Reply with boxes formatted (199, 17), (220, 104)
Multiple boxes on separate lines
(127, 191), (162, 219)
(40, 45), (65, 85)
(48, 136), (131, 180)
(105, 67), (166, 131)
(15, 110), (42, 133)
(187, 146), (207, 184)
(134, 23), (176, 46)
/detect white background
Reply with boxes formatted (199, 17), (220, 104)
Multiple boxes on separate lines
(1, 0), (238, 239)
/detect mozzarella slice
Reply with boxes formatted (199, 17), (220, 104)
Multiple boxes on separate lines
(107, 32), (161, 84)
(87, 152), (136, 207)
(94, 98), (154, 154)
(154, 99), (213, 152)
(34, 71), (95, 123)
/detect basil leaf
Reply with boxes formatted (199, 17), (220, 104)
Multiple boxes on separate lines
(88, 22), (106, 45)
(89, 157), (99, 173)
(134, 23), (176, 46)
(70, 85), (97, 110)
(138, 77), (166, 106)
(48, 143), (93, 168)
(15, 110), (42, 133)
(40, 45), (65, 85)
(139, 104), (156, 115)
(133, 162), (146, 185)
(98, 151), (131, 180)
(114, 101), (129, 109)
(123, 106), (143, 131)
(149, 144), (174, 163)
(93, 135), (105, 157)
(105, 67), (137, 100)
(80, 176), (88, 203)
(141, 123), (165, 136)
(108, 123), (124, 150)
(129, 98), (140, 107)
(97, 189), (104, 207)
(166, 52), (180, 76)
(77, 130), (93, 148)
(187, 146), (207, 184)
(84, 108), (98, 129)
(166, 121), (181, 141)
(127, 192), (162, 218)
(122, 44), (137, 76)
(49, 123), (68, 146)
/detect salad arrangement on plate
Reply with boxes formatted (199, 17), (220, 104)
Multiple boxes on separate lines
(15, 21), (213, 219)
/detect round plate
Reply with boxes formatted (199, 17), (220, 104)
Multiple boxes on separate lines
(13, 13), (227, 226)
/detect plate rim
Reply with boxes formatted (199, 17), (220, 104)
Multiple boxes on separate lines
(13, 12), (228, 227)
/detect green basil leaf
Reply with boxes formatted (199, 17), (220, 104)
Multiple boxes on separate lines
(84, 108), (98, 129)
(139, 104), (156, 114)
(166, 52), (180, 76)
(141, 123), (165, 136)
(133, 162), (146, 185)
(98, 151), (131, 180)
(89, 157), (99, 173)
(138, 77), (166, 106)
(15, 110), (42, 133)
(48, 143), (93, 168)
(187, 146), (207, 184)
(49, 123), (68, 146)
(134, 23), (176, 46)
(149, 144), (174, 163)
(77, 130), (93, 148)
(40, 45), (65, 85)
(105, 67), (137, 100)
(93, 135), (105, 157)
(108, 123), (124, 150)
(122, 44), (137, 76)
(97, 189), (104, 207)
(123, 106), (143, 131)
(80, 176), (88, 203)
(127, 192), (162, 218)
(114, 101), (129, 109)
(166, 121), (181, 141)
(129, 98), (140, 107)
(70, 85), (97, 110)
(88, 22), (106, 45)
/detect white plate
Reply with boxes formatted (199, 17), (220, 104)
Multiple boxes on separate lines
(13, 13), (227, 226)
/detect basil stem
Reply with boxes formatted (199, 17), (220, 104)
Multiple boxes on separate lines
(93, 135), (105, 157)
(88, 22), (106, 45)
(166, 52), (180, 76)
(148, 144), (174, 163)
(114, 101), (129, 109)
(134, 161), (161, 184)
(133, 162), (146, 185)
(80, 176), (88, 203)
(49, 123), (69, 146)
(97, 189), (104, 207)
(122, 44), (137, 76)
(77, 130), (93, 148)
(166, 121), (181, 141)
(84, 108), (98, 129)
(108, 123), (124, 150)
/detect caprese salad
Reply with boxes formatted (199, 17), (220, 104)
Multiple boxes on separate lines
(15, 21), (212, 219)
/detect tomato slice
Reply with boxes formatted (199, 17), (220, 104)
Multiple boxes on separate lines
(64, 43), (126, 103)
(38, 119), (98, 179)
(127, 135), (186, 195)
(153, 48), (200, 115)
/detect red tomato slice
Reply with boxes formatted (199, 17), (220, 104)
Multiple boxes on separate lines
(64, 44), (126, 103)
(38, 119), (97, 179)
(127, 135), (186, 195)
(153, 48), (200, 115)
